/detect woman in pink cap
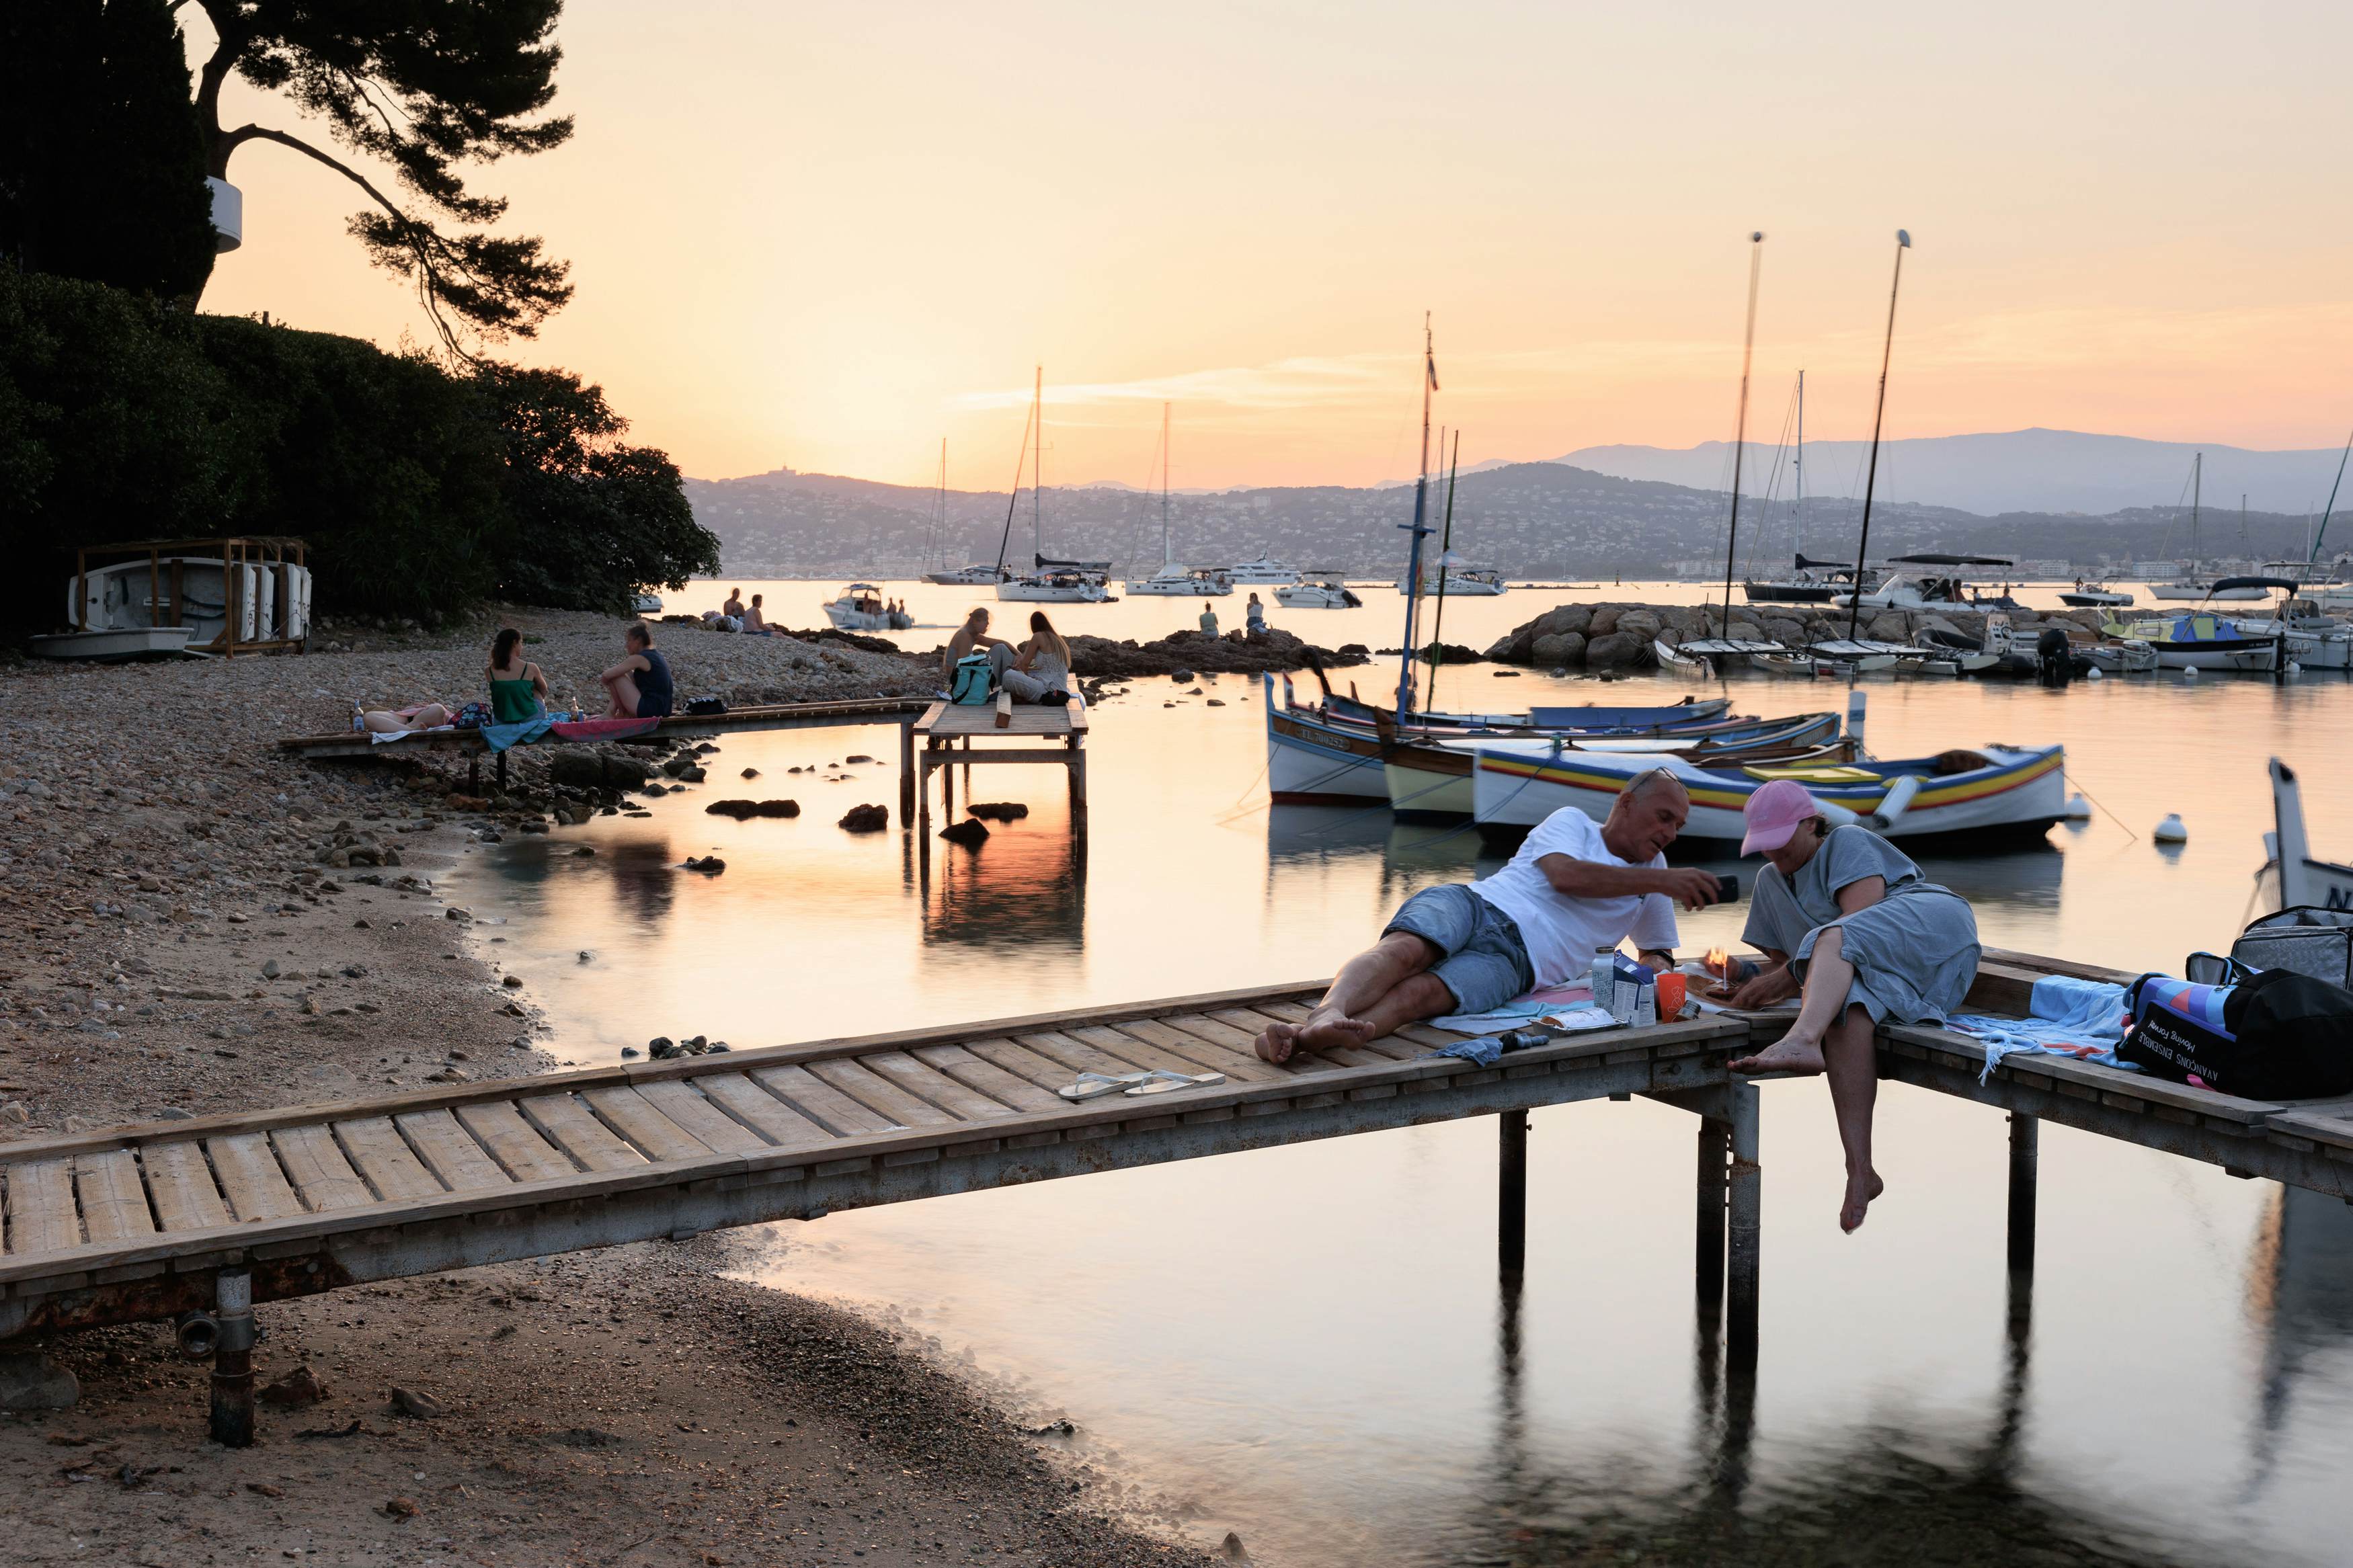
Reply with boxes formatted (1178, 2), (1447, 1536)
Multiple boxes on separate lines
(1720, 778), (1979, 1232)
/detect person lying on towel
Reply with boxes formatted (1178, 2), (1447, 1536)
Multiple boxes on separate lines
(1253, 769), (1724, 1063)
(1720, 780), (1981, 1233)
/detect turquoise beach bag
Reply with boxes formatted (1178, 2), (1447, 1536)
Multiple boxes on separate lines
(949, 653), (994, 704)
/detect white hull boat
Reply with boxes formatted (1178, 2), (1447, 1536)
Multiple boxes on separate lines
(2264, 757), (2353, 912)
(1224, 556), (1300, 586)
(998, 573), (1109, 604)
(1472, 740), (2068, 850)
(1396, 567), (1506, 595)
(924, 565), (1004, 586)
(69, 550), (311, 651)
(1276, 576), (1361, 609)
(2102, 613), (2279, 671)
(822, 584), (910, 631)
(1123, 567), (1232, 596)
(2149, 582), (2266, 602)
(28, 626), (197, 662)
(2059, 585), (2133, 607)
(631, 591), (663, 614)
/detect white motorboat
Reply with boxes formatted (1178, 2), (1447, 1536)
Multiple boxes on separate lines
(2058, 582), (2133, 607)
(28, 626), (197, 663)
(2100, 609), (2279, 671)
(924, 564), (1004, 586)
(821, 584), (910, 631)
(1396, 565), (1506, 595)
(1653, 636), (1787, 676)
(2081, 638), (2159, 673)
(1224, 555), (1300, 586)
(631, 591), (664, 614)
(2262, 757), (2353, 911)
(2149, 581), (2266, 602)
(1124, 566), (1232, 596)
(1275, 573), (1361, 608)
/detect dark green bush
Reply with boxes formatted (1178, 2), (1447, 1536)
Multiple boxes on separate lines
(0, 268), (714, 633)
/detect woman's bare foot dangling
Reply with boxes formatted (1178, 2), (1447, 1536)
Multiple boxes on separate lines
(1841, 1167), (1886, 1233)
(1728, 1034), (1827, 1075)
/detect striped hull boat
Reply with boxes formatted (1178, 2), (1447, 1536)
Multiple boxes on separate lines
(1471, 742), (2067, 852)
(1381, 710), (1847, 821)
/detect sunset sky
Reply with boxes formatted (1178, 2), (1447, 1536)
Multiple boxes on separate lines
(191, 1), (2353, 492)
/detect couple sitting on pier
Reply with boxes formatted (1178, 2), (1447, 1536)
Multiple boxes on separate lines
(1254, 771), (1980, 1233)
(942, 608), (1074, 704)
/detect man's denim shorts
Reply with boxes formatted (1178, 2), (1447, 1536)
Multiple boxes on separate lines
(1384, 884), (1536, 1016)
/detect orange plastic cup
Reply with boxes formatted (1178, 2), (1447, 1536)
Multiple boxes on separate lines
(1655, 973), (1687, 1021)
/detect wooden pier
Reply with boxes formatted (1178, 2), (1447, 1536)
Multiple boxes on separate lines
(914, 697), (1088, 836)
(280, 696), (932, 821)
(6, 946), (2351, 1446)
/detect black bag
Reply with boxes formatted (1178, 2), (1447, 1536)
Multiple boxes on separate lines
(2121, 968), (2353, 1100)
(2231, 905), (2353, 987)
(684, 696), (727, 717)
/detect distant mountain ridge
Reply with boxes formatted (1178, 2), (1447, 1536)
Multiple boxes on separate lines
(1558, 427), (2353, 517)
(687, 458), (2346, 580)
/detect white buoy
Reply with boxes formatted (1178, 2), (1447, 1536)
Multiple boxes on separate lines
(2063, 794), (2092, 821)
(2154, 813), (2188, 843)
(2182, 666), (2198, 679)
(2286, 661), (2303, 675)
(2085, 665), (2104, 680)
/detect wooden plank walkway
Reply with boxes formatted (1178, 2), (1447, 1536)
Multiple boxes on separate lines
(0, 979), (1734, 1340)
(7, 947), (2353, 1353)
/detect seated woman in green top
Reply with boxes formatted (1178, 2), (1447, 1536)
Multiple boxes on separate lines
(487, 628), (551, 724)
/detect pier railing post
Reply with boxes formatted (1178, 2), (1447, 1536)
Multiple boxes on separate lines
(2007, 1112), (2038, 1321)
(209, 1268), (255, 1448)
(898, 719), (916, 826)
(1726, 1080), (1761, 1372)
(1499, 1110), (1529, 1278)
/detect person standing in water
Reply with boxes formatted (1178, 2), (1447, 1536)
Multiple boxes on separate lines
(1720, 780), (1981, 1233)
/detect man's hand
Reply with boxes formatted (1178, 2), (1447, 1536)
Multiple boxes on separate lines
(1654, 867), (1723, 911)
(1715, 966), (1796, 1009)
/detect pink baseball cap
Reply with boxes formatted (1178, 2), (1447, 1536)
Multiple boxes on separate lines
(1741, 778), (1817, 856)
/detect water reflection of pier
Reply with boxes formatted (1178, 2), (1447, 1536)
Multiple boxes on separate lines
(914, 805), (1085, 950)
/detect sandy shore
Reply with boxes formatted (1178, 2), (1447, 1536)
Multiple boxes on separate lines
(0, 608), (1215, 1567)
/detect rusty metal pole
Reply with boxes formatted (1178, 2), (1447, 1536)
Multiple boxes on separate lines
(209, 1269), (255, 1448)
(1726, 1080), (1761, 1372)
(1499, 1110), (1529, 1278)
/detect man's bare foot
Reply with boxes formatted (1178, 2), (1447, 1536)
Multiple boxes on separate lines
(1254, 1022), (1302, 1063)
(1259, 1014), (1378, 1063)
(1841, 1167), (1886, 1233)
(1726, 1036), (1827, 1075)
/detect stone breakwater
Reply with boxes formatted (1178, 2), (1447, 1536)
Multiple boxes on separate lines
(1482, 601), (2117, 669)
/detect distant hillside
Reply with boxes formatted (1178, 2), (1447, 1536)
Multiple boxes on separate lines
(687, 461), (2347, 580)
(1560, 428), (2353, 517)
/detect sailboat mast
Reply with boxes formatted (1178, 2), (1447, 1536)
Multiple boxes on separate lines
(2307, 422), (2353, 569)
(1722, 232), (1764, 637)
(1396, 313), (1438, 716)
(1032, 366), (1043, 565)
(1160, 402), (1172, 569)
(1794, 369), (1805, 559)
(991, 391), (1035, 580)
(936, 439), (948, 569)
(1847, 230), (1913, 641)
(2190, 451), (2201, 581)
(1429, 431), (1462, 694)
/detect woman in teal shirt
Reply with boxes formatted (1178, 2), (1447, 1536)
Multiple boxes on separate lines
(486, 628), (551, 724)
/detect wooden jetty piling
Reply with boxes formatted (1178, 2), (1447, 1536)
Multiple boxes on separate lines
(1499, 1111), (1529, 1277)
(1726, 1081), (1762, 1372)
(2007, 1112), (2038, 1323)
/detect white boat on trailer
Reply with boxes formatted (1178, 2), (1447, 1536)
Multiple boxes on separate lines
(49, 537), (311, 660)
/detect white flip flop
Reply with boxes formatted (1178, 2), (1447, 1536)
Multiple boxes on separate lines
(1120, 1069), (1227, 1097)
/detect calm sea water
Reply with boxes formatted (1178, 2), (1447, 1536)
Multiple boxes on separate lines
(446, 580), (2353, 1567)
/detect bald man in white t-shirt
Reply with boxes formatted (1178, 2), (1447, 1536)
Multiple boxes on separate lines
(1253, 770), (1725, 1063)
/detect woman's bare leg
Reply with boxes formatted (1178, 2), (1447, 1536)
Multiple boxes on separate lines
(604, 672), (641, 718)
(1728, 925), (1856, 1075)
(1823, 1002), (1884, 1232)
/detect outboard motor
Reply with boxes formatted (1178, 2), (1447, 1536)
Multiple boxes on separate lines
(2036, 626), (2075, 686)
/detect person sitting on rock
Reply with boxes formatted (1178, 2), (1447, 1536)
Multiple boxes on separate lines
(600, 622), (674, 718)
(941, 607), (1011, 688)
(1252, 770), (1722, 1063)
(1199, 604), (1220, 636)
(742, 593), (775, 636)
(1245, 592), (1267, 635)
(722, 587), (746, 619)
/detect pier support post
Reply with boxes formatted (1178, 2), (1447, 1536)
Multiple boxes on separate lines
(495, 749), (509, 794)
(1726, 1080), (1761, 1372)
(898, 720), (916, 827)
(2007, 1112), (2038, 1319)
(467, 751), (481, 794)
(1499, 1110), (1529, 1278)
(208, 1269), (255, 1448)
(1696, 1116), (1728, 1318)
